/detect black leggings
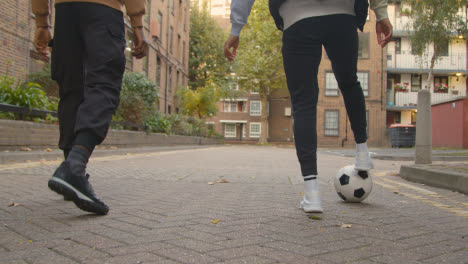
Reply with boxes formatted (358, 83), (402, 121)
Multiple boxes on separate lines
(282, 14), (367, 176)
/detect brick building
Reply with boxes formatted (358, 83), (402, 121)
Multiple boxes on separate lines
(0, 0), (190, 114)
(0, 0), (49, 79)
(208, 10), (389, 147)
(386, 2), (467, 126)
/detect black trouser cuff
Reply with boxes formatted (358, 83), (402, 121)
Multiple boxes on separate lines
(73, 130), (99, 152)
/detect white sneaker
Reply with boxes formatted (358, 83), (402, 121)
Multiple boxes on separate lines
(300, 191), (323, 213)
(354, 152), (374, 171)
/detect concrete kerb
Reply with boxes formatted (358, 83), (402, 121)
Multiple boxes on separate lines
(400, 164), (468, 195)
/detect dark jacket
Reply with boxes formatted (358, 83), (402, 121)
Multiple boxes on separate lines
(268, 0), (369, 32)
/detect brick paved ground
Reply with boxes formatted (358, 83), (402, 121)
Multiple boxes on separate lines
(0, 145), (467, 263)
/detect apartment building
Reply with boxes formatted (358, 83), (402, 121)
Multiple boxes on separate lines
(0, 0), (190, 114)
(209, 11), (389, 147)
(132, 0), (190, 114)
(386, 2), (468, 126)
(195, 0), (231, 31)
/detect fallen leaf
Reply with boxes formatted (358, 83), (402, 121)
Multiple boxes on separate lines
(8, 202), (20, 207)
(309, 215), (322, 220)
(20, 147), (32, 151)
(300, 192), (304, 196)
(343, 211), (347, 214)
(28, 240), (32, 243)
(208, 182), (216, 185)
(340, 224), (352, 228)
(109, 146), (117, 149)
(210, 219), (221, 224)
(45, 148), (52, 152)
(217, 178), (228, 183)
(25, 160), (31, 163)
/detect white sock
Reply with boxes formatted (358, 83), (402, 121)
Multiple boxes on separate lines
(304, 175), (319, 193)
(356, 142), (369, 153)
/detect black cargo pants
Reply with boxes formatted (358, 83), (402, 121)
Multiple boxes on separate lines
(51, 2), (126, 151)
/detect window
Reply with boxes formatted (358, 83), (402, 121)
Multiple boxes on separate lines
(325, 72), (339, 96)
(177, 34), (181, 58)
(411, 74), (421, 92)
(176, 71), (180, 89)
(242, 124), (246, 138)
(250, 123), (261, 138)
(436, 39), (449, 56)
(169, 27), (173, 54)
(250, 101), (261, 116)
(225, 124), (236, 137)
(324, 110), (339, 136)
(156, 56), (161, 87)
(170, 0), (174, 13)
(357, 72), (369, 97)
(394, 38), (401, 54)
(168, 67), (172, 93)
(358, 33), (369, 59)
(224, 102), (237, 112)
(168, 105), (172, 114)
(144, 0), (151, 27)
(434, 76), (448, 93)
(157, 12), (163, 41)
(182, 41), (186, 64)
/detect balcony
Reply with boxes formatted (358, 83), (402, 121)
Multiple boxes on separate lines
(387, 88), (467, 108)
(387, 52), (468, 74)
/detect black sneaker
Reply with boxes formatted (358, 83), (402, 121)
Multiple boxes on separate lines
(64, 173), (89, 201)
(48, 161), (109, 215)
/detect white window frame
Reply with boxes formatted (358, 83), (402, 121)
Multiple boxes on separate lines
(224, 123), (236, 138)
(324, 110), (339, 136)
(357, 72), (369, 97)
(224, 102), (237, 112)
(249, 122), (261, 138)
(325, 72), (339, 96)
(250, 101), (261, 116)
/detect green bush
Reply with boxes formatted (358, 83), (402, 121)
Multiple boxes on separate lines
(28, 65), (59, 98)
(144, 113), (172, 134)
(0, 75), (56, 111)
(114, 72), (158, 124)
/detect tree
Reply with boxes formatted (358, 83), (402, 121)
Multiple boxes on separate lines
(402, 0), (468, 164)
(404, 0), (468, 89)
(176, 79), (219, 119)
(236, 0), (285, 144)
(189, 1), (231, 90)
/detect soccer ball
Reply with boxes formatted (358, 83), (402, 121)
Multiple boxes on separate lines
(334, 165), (373, 203)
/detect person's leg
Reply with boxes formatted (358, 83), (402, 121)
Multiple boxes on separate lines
(322, 14), (373, 171)
(282, 17), (323, 213)
(50, 5), (85, 160)
(48, 3), (125, 215)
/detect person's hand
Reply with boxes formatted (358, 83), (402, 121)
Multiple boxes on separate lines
(132, 27), (148, 59)
(376, 18), (393, 48)
(224, 34), (239, 62)
(34, 26), (52, 57)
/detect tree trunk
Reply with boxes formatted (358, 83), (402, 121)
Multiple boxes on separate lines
(258, 93), (268, 144)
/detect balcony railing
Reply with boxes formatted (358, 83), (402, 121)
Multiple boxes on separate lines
(387, 52), (467, 72)
(387, 88), (467, 108)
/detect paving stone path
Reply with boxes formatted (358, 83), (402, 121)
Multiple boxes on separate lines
(0, 145), (466, 263)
